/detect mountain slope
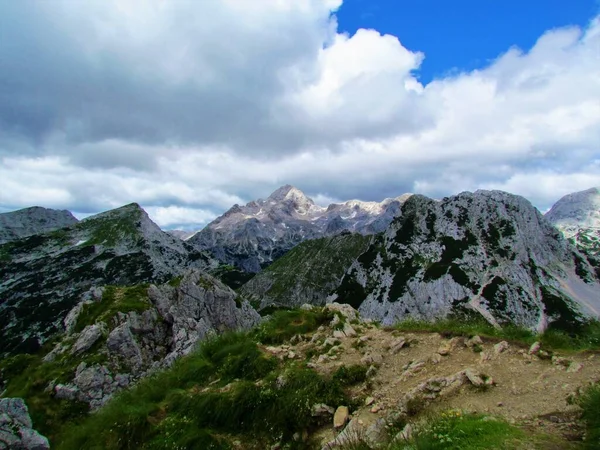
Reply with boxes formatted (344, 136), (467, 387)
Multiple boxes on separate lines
(0, 206), (78, 244)
(0, 203), (215, 356)
(188, 185), (410, 272)
(546, 187), (600, 268)
(239, 231), (373, 309)
(332, 191), (600, 330)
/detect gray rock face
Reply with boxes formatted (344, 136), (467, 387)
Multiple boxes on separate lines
(546, 187), (600, 274)
(188, 185), (410, 272)
(0, 398), (49, 450)
(0, 203), (216, 356)
(239, 232), (372, 310)
(332, 190), (600, 330)
(49, 271), (260, 409)
(0, 206), (78, 244)
(71, 324), (105, 355)
(166, 230), (196, 240)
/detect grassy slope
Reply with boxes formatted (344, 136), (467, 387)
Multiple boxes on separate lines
(240, 232), (372, 307)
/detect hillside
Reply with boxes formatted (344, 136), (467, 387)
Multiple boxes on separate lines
(0, 203), (215, 356)
(332, 191), (599, 330)
(4, 304), (599, 449)
(0, 206), (78, 244)
(239, 231), (372, 310)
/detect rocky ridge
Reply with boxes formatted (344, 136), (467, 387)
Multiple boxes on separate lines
(32, 271), (260, 410)
(0, 203), (216, 356)
(331, 190), (600, 330)
(0, 207), (78, 245)
(188, 185), (411, 272)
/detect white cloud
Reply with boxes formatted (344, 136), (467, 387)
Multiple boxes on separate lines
(0, 2), (599, 227)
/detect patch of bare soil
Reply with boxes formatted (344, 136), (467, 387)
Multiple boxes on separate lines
(274, 316), (600, 447)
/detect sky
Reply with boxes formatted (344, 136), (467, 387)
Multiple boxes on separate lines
(0, 0), (599, 230)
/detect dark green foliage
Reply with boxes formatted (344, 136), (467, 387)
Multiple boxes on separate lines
(540, 287), (583, 333)
(199, 332), (277, 382)
(56, 328), (350, 450)
(254, 308), (333, 344)
(332, 364), (368, 386)
(337, 270), (368, 309)
(210, 264), (255, 289)
(481, 276), (507, 311)
(578, 383), (600, 448)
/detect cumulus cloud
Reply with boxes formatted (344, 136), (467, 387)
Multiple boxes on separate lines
(0, 1), (599, 228)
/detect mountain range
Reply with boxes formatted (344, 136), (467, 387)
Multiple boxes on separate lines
(1, 186), (599, 358)
(187, 185), (411, 272)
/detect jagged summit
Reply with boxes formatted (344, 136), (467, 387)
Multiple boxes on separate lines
(188, 185), (411, 272)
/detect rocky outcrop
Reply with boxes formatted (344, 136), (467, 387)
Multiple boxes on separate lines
(0, 203), (216, 356)
(0, 398), (49, 450)
(546, 187), (600, 276)
(332, 190), (600, 330)
(239, 232), (372, 310)
(0, 206), (78, 244)
(188, 185), (410, 272)
(46, 271), (260, 409)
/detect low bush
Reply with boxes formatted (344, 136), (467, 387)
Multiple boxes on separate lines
(253, 308), (333, 344)
(578, 382), (600, 448)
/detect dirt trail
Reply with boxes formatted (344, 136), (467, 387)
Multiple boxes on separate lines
(277, 319), (600, 446)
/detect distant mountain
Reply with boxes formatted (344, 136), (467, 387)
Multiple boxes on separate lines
(0, 203), (215, 356)
(188, 185), (411, 272)
(239, 231), (372, 310)
(167, 230), (196, 240)
(546, 187), (600, 266)
(0, 206), (78, 244)
(331, 191), (600, 331)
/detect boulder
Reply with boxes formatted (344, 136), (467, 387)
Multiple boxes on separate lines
(0, 398), (49, 450)
(333, 406), (350, 428)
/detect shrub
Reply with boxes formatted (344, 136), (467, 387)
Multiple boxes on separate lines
(254, 308), (333, 344)
(578, 382), (600, 448)
(333, 364), (368, 386)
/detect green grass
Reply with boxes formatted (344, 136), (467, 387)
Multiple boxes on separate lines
(55, 331), (350, 450)
(578, 382), (600, 448)
(73, 284), (151, 333)
(394, 317), (600, 352)
(332, 364), (368, 386)
(393, 412), (526, 450)
(253, 308), (333, 344)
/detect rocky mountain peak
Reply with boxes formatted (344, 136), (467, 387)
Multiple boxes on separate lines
(546, 187), (600, 236)
(188, 186), (411, 272)
(0, 206), (78, 244)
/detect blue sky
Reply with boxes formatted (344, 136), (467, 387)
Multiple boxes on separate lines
(337, 0), (599, 83)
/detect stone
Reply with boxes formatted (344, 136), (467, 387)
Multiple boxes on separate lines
(493, 341), (509, 355)
(430, 353), (443, 364)
(365, 396), (375, 406)
(465, 335), (483, 348)
(71, 323), (104, 355)
(370, 405), (381, 413)
(465, 369), (485, 387)
(0, 398), (49, 450)
(325, 303), (359, 323)
(437, 338), (461, 356)
(361, 353), (383, 366)
(343, 322), (357, 337)
(552, 356), (570, 367)
(300, 304), (314, 311)
(333, 406), (350, 428)
(333, 330), (345, 339)
(566, 362), (583, 373)
(311, 403), (334, 417)
(389, 337), (407, 354)
(528, 341), (541, 355)
(54, 384), (79, 401)
(366, 365), (377, 378)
